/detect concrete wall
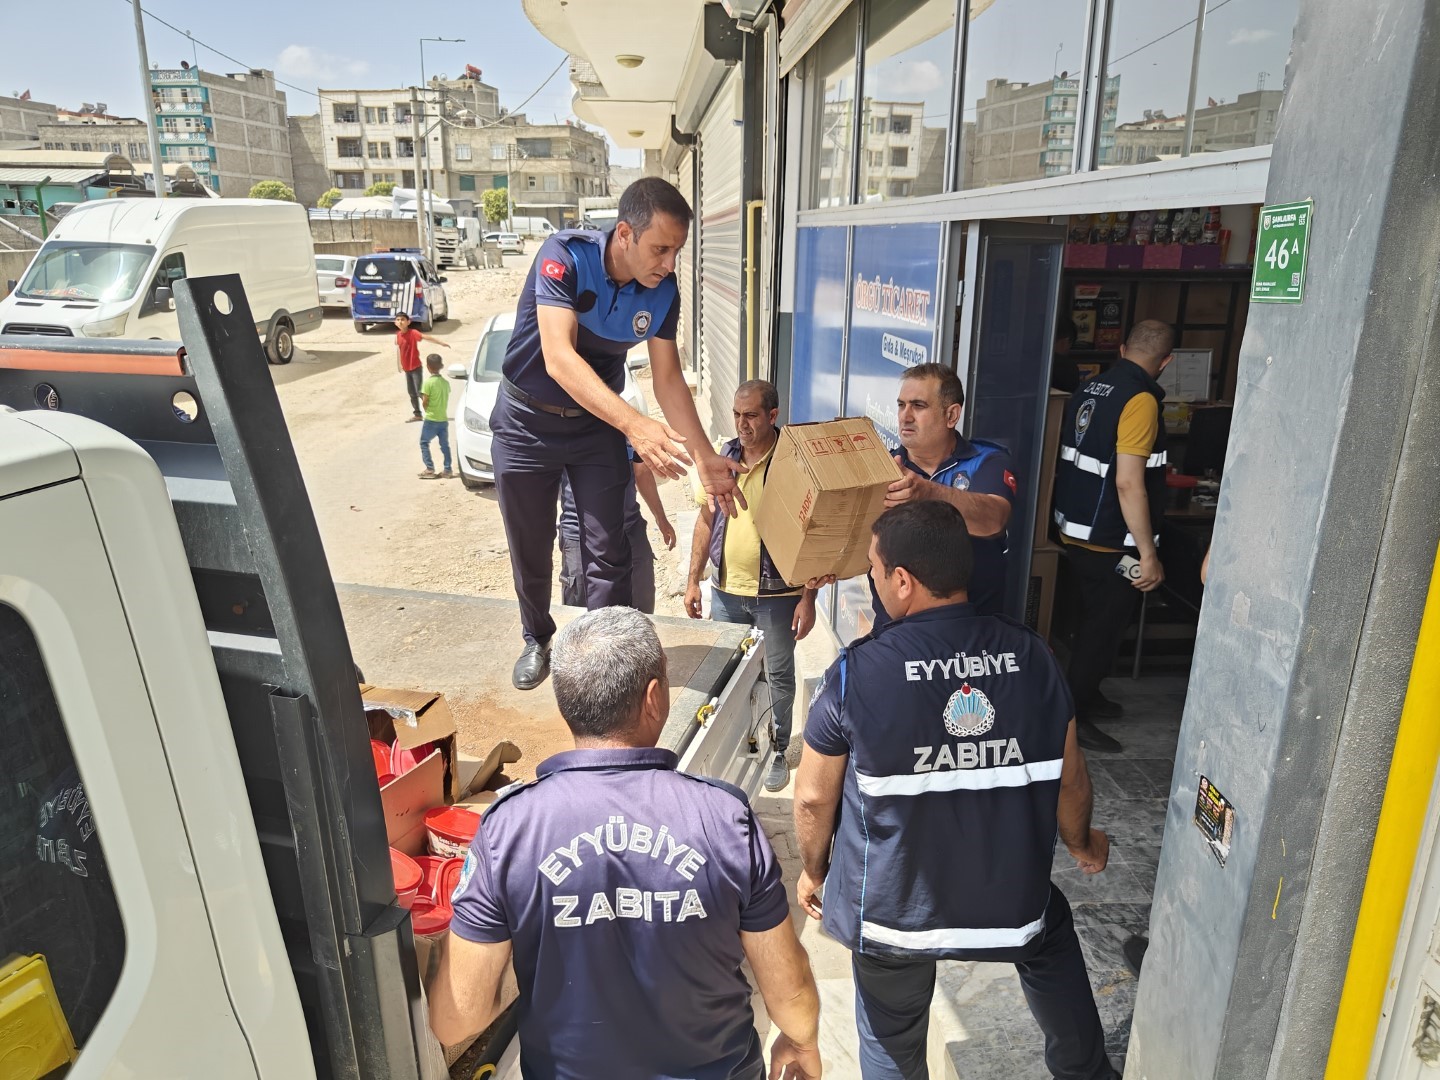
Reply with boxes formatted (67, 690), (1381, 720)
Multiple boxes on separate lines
(289, 114), (331, 208)
(313, 240), (374, 257)
(308, 215), (420, 250)
(0, 249), (38, 295)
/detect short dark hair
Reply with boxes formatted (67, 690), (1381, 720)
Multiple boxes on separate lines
(872, 502), (973, 598)
(735, 379), (779, 414)
(395, 312), (411, 322)
(901, 363), (965, 410)
(617, 177), (693, 236)
(1126, 319), (1175, 362)
(551, 607), (667, 738)
(426, 353), (443, 370)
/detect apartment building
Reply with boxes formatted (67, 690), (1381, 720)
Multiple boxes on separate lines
(149, 65), (292, 196)
(0, 95), (59, 145)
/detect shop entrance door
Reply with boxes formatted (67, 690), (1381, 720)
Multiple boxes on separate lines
(966, 221), (1065, 618)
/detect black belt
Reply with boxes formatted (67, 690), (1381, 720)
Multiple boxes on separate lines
(503, 378), (585, 418)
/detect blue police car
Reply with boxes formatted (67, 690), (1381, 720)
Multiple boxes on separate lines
(350, 249), (451, 333)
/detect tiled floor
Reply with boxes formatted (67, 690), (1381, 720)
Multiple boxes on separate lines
(755, 673), (1187, 1079)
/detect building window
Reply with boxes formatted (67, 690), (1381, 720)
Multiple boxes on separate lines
(333, 105), (358, 124)
(543, 174), (559, 192)
(81, 142), (91, 152)
(111, 143), (121, 154)
(887, 179), (912, 197)
(43, 141), (53, 150)
(367, 142), (391, 159)
(491, 143), (508, 161)
(337, 138), (362, 158)
(372, 172), (395, 183)
(394, 103), (413, 122)
(890, 147), (909, 167)
(455, 144), (472, 161)
(402, 170), (415, 187)
(802, 4), (858, 209)
(888, 114), (912, 135)
(517, 137), (552, 158)
(0, 603), (127, 1055)
(397, 138), (415, 158)
(872, 116), (887, 135)
(335, 172), (365, 189)
(527, 175), (537, 189)
(364, 106), (389, 124)
(458, 174), (476, 191)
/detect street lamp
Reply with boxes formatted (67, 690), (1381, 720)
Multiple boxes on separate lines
(418, 36), (465, 264)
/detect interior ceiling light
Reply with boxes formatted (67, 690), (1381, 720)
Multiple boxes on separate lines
(627, 129), (645, 138)
(615, 55), (645, 69)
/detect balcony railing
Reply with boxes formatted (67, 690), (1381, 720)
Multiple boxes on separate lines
(153, 99), (206, 115)
(151, 69), (201, 84)
(160, 131), (210, 143)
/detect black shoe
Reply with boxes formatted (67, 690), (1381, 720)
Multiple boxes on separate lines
(1122, 934), (1149, 977)
(512, 642), (550, 690)
(1077, 718), (1123, 753)
(1089, 691), (1125, 719)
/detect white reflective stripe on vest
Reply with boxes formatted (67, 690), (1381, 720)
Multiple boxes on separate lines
(862, 913), (1047, 951)
(855, 757), (1064, 796)
(1059, 444), (1110, 476)
(1053, 511), (1158, 550)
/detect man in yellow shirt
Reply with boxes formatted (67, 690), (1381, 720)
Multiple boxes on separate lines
(686, 381), (818, 792)
(1052, 320), (1175, 752)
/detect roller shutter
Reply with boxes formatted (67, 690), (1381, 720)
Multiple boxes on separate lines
(675, 149), (698, 370)
(699, 69), (745, 438)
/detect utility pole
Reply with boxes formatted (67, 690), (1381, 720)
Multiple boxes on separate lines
(419, 37), (464, 268)
(410, 88), (426, 253)
(506, 143), (514, 232)
(131, 0), (166, 198)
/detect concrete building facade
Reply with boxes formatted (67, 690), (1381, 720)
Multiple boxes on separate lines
(969, 76), (1119, 188)
(444, 114), (609, 226)
(38, 114), (151, 162)
(0, 96), (58, 145)
(287, 113), (331, 207)
(150, 66), (292, 197)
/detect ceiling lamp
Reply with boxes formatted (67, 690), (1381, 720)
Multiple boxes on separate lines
(615, 55), (645, 69)
(627, 129), (645, 138)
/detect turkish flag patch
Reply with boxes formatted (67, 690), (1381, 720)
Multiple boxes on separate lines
(541, 259), (567, 280)
(1003, 470), (1018, 494)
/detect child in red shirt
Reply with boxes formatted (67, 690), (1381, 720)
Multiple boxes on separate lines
(395, 312), (450, 421)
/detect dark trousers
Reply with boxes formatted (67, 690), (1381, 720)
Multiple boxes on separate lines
(1061, 544), (1142, 713)
(491, 395), (631, 646)
(404, 366), (423, 415)
(852, 886), (1117, 1080)
(561, 516), (654, 613)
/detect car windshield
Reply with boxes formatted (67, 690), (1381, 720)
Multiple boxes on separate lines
(354, 258), (417, 284)
(17, 242), (155, 302)
(472, 327), (513, 382)
(316, 258), (346, 273)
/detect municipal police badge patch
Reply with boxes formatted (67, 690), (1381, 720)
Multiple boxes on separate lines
(633, 310), (653, 337)
(452, 848), (476, 904)
(943, 682), (996, 738)
(1075, 398), (1096, 445)
(950, 472), (971, 491)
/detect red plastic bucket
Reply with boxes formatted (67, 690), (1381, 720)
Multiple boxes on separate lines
(410, 899), (452, 939)
(424, 805), (480, 858)
(413, 855), (462, 905)
(390, 848), (423, 910)
(441, 857), (466, 905)
(370, 739), (391, 779)
(390, 739), (435, 778)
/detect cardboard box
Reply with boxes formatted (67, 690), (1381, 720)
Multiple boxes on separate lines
(361, 684), (459, 856)
(1025, 543), (1062, 642)
(1034, 389), (1070, 547)
(755, 418), (903, 584)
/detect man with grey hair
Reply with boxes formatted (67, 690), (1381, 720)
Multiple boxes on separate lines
(430, 606), (823, 1079)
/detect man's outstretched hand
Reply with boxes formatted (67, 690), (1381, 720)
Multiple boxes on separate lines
(697, 451), (748, 518)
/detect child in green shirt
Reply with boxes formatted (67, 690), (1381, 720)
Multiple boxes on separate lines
(418, 354), (453, 479)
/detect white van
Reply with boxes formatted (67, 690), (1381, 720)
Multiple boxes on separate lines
(508, 215), (557, 239)
(0, 199), (322, 364)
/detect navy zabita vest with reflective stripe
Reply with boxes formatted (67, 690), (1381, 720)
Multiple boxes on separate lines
(1052, 359), (1168, 550)
(825, 605), (1071, 959)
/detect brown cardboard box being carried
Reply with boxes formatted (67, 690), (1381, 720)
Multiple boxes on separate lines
(755, 418), (904, 584)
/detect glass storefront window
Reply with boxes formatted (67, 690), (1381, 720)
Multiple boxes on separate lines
(858, 0), (957, 201)
(803, 5), (860, 209)
(960, 0), (1092, 188)
(1190, 0), (1297, 156)
(1100, 0), (1202, 169)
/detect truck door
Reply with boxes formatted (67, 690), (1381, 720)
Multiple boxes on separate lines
(0, 468), (260, 1079)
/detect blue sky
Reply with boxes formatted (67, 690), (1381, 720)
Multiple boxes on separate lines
(7, 0), (643, 164)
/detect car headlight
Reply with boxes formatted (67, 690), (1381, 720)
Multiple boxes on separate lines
(464, 406), (490, 434)
(82, 314), (128, 338)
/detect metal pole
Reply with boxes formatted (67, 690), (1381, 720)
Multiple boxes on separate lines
(35, 178), (50, 240)
(1181, 0), (1208, 157)
(419, 43), (432, 263)
(410, 88), (425, 253)
(131, 0), (166, 198)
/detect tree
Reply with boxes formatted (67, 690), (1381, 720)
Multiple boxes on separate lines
(249, 180), (296, 202)
(317, 187), (343, 209)
(363, 181), (395, 198)
(481, 188), (511, 226)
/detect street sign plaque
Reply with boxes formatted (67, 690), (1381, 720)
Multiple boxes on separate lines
(1251, 199), (1313, 304)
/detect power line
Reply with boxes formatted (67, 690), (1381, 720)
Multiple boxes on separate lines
(1107, 0), (1237, 70)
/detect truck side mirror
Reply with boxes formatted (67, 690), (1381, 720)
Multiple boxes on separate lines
(154, 285), (175, 311)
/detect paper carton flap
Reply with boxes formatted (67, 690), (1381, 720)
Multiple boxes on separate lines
(360, 684), (457, 749)
(379, 749), (445, 853)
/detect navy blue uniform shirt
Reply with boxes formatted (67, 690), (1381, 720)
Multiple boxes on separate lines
(870, 436), (1017, 626)
(450, 747), (789, 1080)
(805, 605), (1073, 959)
(503, 229), (680, 409)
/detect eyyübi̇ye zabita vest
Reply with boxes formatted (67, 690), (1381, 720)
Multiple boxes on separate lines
(1052, 358), (1168, 551)
(809, 604), (1073, 958)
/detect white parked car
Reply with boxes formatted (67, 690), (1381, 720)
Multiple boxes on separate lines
(452, 311), (648, 489)
(484, 232), (525, 255)
(314, 254), (356, 310)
